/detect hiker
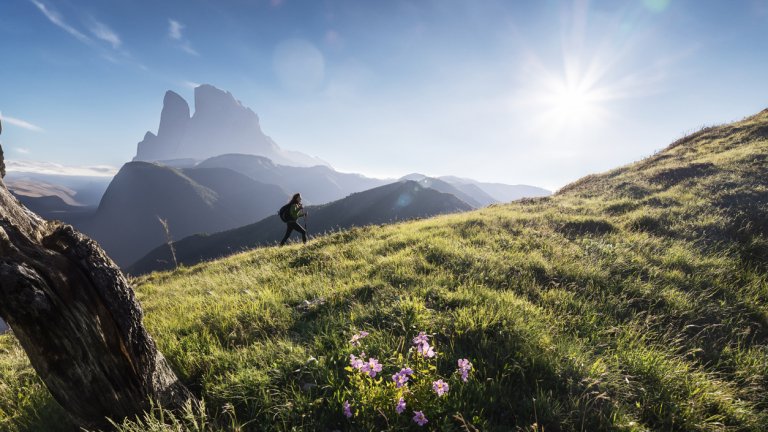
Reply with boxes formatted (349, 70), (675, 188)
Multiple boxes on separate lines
(279, 193), (308, 245)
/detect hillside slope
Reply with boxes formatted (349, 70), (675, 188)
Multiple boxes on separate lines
(2, 110), (767, 431)
(128, 180), (472, 274)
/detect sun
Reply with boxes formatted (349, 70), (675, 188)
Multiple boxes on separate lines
(549, 82), (599, 123)
(536, 74), (604, 130)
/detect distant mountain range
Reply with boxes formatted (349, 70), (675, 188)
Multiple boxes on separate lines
(4, 172), (111, 206)
(402, 173), (551, 204)
(75, 154), (550, 269)
(197, 153), (389, 205)
(134, 84), (326, 167)
(128, 180), (473, 275)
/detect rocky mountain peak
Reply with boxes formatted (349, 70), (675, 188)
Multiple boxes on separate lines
(134, 84), (325, 167)
(193, 85), (245, 116)
(157, 91), (190, 139)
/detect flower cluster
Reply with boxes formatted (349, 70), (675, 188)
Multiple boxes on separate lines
(350, 353), (382, 378)
(342, 329), (474, 427)
(392, 367), (414, 388)
(412, 332), (436, 358)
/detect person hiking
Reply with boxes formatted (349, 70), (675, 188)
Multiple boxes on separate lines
(279, 193), (308, 246)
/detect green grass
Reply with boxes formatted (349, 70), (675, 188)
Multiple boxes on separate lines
(1, 111), (768, 431)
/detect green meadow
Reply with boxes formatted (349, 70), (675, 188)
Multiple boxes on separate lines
(1, 111), (767, 431)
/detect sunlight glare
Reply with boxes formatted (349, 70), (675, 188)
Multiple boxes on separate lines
(528, 70), (608, 133)
(550, 82), (599, 123)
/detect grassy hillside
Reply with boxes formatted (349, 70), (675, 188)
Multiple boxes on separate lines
(1, 110), (767, 431)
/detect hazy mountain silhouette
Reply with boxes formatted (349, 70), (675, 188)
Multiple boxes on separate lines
(134, 84), (326, 167)
(438, 175), (551, 202)
(401, 173), (550, 206)
(196, 153), (390, 204)
(82, 161), (288, 267)
(128, 181), (472, 274)
(398, 173), (492, 208)
(0, 318), (7, 334)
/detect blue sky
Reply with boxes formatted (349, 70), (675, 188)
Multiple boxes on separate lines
(1, 0), (767, 190)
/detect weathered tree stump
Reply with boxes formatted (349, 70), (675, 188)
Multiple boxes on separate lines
(0, 118), (193, 429)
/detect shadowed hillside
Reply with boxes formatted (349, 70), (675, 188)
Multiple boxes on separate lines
(400, 173), (492, 208)
(83, 162), (288, 266)
(2, 110), (768, 431)
(129, 180), (472, 274)
(10, 193), (95, 225)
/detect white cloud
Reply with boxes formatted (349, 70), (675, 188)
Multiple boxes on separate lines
(169, 19), (184, 40)
(182, 80), (201, 89)
(6, 160), (118, 177)
(15, 148), (31, 154)
(29, 0), (91, 44)
(89, 20), (121, 49)
(0, 113), (44, 132)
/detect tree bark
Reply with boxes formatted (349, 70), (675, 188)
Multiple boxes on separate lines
(0, 121), (193, 428)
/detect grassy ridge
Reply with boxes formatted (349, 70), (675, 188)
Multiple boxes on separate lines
(1, 111), (767, 431)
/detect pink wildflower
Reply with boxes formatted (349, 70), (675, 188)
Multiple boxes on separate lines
(412, 331), (429, 346)
(361, 357), (383, 378)
(349, 353), (365, 371)
(417, 342), (435, 358)
(458, 358), (473, 382)
(349, 331), (369, 347)
(396, 397), (406, 414)
(432, 379), (449, 396)
(392, 367), (415, 388)
(413, 410), (428, 426)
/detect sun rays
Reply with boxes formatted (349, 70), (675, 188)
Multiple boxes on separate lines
(513, 1), (667, 138)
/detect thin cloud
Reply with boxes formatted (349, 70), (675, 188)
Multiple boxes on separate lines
(29, 0), (91, 44)
(6, 160), (118, 177)
(182, 80), (201, 89)
(15, 148), (31, 154)
(30, 0), (132, 65)
(0, 113), (44, 132)
(169, 19), (184, 40)
(168, 19), (199, 55)
(89, 20), (121, 49)
(180, 42), (199, 56)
